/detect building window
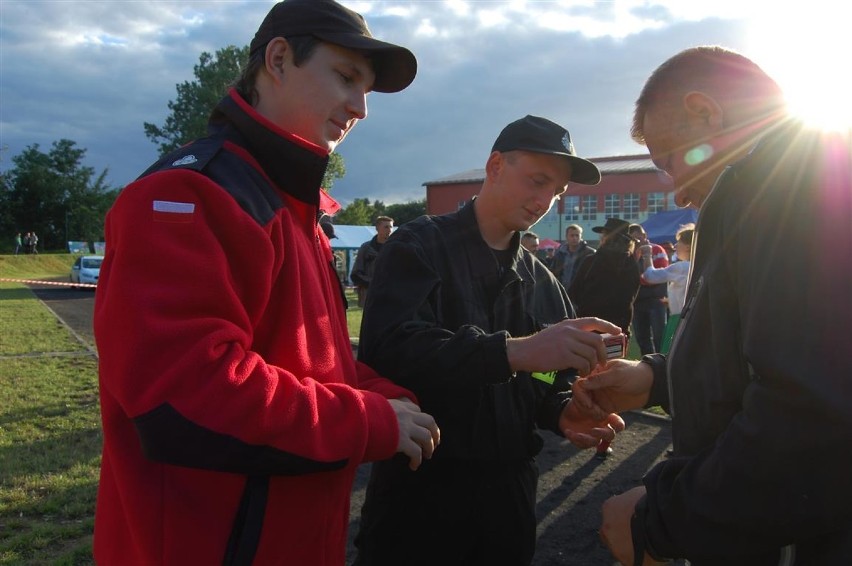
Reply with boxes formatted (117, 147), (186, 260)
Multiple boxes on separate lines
(623, 193), (640, 219)
(648, 192), (666, 213)
(581, 195), (598, 221)
(541, 206), (558, 222)
(604, 194), (620, 217)
(563, 195), (580, 221)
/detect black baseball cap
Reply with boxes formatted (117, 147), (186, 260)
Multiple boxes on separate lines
(592, 217), (638, 242)
(592, 217), (631, 234)
(250, 0), (417, 93)
(491, 115), (601, 185)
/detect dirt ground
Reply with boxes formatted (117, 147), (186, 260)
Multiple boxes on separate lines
(31, 283), (674, 566)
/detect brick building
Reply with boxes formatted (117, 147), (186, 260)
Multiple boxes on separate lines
(422, 154), (677, 244)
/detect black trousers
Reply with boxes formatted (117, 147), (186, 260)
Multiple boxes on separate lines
(354, 454), (539, 566)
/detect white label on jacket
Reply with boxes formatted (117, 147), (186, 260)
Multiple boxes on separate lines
(152, 200), (195, 214)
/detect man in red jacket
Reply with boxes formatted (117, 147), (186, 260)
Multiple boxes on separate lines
(93, 1), (439, 564)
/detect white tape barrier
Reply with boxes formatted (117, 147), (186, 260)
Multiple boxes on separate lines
(0, 278), (97, 289)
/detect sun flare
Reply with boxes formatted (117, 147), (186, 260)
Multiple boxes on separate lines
(745, 9), (852, 132)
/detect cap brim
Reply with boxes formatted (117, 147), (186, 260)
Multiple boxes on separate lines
(565, 156), (602, 185)
(315, 31), (417, 93)
(509, 147), (601, 185)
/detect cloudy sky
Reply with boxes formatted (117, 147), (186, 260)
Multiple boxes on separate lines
(1, 1), (849, 206)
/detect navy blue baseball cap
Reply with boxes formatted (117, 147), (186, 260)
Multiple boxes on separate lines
(492, 115), (601, 185)
(250, 0), (417, 93)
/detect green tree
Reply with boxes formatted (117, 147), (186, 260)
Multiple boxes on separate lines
(385, 199), (426, 225)
(335, 198), (384, 225)
(333, 198), (425, 226)
(144, 45), (345, 189)
(0, 140), (117, 252)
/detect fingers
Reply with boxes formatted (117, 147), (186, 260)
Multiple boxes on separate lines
(567, 317), (623, 336)
(391, 400), (441, 471)
(606, 413), (626, 433)
(571, 379), (612, 419)
(415, 415), (441, 460)
(403, 423), (440, 471)
(563, 421), (620, 449)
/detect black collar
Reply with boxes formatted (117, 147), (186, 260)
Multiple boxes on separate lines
(209, 90), (330, 207)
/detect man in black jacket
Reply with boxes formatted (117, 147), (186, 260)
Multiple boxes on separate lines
(350, 215), (394, 307)
(579, 46), (852, 565)
(354, 115), (626, 566)
(550, 223), (595, 288)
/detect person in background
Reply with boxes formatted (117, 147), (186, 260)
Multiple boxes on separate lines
(640, 224), (694, 354)
(350, 215), (394, 308)
(567, 217), (640, 460)
(521, 231), (540, 253)
(576, 45), (852, 565)
(14, 232), (22, 255)
(660, 241), (676, 262)
(543, 245), (556, 268)
(568, 217), (641, 337)
(92, 1), (440, 564)
(354, 115), (625, 566)
(550, 223), (596, 289)
(628, 223), (668, 354)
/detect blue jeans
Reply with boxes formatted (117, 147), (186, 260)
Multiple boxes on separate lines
(632, 297), (668, 355)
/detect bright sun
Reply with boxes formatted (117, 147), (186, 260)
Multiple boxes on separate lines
(745, 9), (852, 132)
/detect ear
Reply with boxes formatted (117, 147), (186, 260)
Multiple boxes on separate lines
(264, 38), (292, 83)
(682, 91), (723, 130)
(484, 151), (504, 179)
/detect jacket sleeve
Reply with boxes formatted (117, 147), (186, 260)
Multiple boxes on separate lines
(96, 171), (403, 475)
(566, 255), (591, 309)
(549, 249), (566, 278)
(350, 242), (370, 286)
(640, 263), (674, 285)
(638, 245), (670, 286)
(640, 154), (852, 561)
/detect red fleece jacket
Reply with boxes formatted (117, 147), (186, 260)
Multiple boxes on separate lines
(93, 91), (414, 565)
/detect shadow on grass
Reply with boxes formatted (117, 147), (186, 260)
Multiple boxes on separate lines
(0, 286), (37, 301)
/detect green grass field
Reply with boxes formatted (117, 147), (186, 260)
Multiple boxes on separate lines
(1, 254), (99, 565)
(0, 254), (645, 564)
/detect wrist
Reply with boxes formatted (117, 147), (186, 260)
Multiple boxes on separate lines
(640, 354), (668, 408)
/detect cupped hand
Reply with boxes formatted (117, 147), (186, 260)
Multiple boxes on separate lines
(559, 398), (626, 449)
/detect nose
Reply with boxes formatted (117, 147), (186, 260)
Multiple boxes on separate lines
(348, 91), (368, 121)
(534, 193), (555, 216)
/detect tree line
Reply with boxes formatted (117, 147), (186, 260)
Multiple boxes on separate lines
(0, 45), (424, 255)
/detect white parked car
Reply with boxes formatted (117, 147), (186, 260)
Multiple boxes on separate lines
(70, 255), (103, 287)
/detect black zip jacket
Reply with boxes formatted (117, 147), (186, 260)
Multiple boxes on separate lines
(639, 121), (852, 565)
(358, 200), (576, 461)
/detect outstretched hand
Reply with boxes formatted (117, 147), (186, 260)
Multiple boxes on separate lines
(388, 398), (441, 471)
(559, 398), (625, 449)
(572, 359), (654, 420)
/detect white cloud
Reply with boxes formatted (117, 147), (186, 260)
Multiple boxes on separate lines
(1, 0), (754, 206)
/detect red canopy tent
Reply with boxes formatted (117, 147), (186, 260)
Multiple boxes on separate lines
(538, 238), (560, 250)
